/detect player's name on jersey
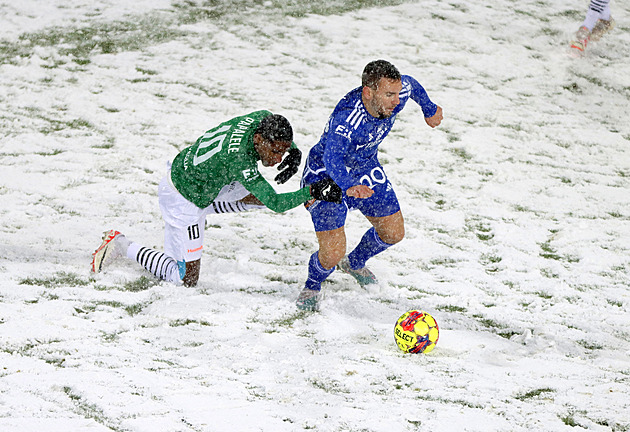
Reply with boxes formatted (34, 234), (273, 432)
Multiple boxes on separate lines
(228, 117), (255, 153)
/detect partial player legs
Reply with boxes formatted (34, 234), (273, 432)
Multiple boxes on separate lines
(297, 211), (405, 310)
(347, 210), (404, 270)
(91, 230), (183, 284)
(295, 228), (345, 311)
(338, 211), (404, 286)
(570, 0), (613, 54)
(296, 251), (335, 311)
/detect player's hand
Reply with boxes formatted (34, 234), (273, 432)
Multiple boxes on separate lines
(346, 185), (374, 199)
(310, 178), (343, 204)
(425, 105), (443, 128)
(275, 147), (302, 184)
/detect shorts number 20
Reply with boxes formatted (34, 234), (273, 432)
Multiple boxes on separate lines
(359, 166), (387, 189)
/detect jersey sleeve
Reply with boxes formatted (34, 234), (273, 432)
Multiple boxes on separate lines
(403, 75), (438, 118)
(321, 118), (356, 192)
(239, 167), (311, 213)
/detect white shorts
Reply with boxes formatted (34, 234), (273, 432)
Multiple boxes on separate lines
(158, 172), (249, 263)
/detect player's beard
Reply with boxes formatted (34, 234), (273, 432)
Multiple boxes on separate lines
(377, 108), (394, 119)
(375, 101), (396, 119)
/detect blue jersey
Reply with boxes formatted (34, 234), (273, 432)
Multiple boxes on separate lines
(302, 74), (437, 191)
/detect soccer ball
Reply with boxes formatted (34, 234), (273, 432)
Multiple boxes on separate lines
(394, 310), (439, 354)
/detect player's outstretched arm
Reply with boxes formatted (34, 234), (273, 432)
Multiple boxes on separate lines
(425, 105), (443, 128)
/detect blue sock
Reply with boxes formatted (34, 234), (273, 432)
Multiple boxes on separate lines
(348, 227), (394, 269)
(305, 251), (335, 291)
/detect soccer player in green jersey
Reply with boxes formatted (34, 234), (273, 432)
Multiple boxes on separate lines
(91, 111), (342, 287)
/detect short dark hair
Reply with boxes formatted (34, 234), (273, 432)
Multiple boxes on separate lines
(256, 114), (293, 142)
(361, 60), (401, 89)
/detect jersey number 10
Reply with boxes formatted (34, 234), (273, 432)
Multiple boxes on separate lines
(193, 125), (231, 166)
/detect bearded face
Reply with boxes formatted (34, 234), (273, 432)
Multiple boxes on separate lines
(364, 77), (402, 119)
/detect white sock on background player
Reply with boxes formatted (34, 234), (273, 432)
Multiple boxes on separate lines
(582, 0), (611, 31)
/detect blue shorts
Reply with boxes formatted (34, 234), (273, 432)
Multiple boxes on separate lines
(305, 167), (400, 232)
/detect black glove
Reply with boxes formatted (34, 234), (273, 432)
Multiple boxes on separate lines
(275, 147), (302, 184)
(310, 177), (343, 204)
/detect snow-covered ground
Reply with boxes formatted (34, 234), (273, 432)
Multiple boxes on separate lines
(1, 1), (629, 431)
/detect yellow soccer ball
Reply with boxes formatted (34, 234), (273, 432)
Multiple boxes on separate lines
(394, 310), (439, 354)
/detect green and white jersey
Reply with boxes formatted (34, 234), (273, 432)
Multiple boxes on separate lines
(170, 110), (311, 213)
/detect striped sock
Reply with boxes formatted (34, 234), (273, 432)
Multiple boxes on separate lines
(207, 201), (263, 214)
(583, 0), (610, 29)
(127, 242), (181, 283)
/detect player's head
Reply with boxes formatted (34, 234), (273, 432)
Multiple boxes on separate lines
(362, 60), (401, 89)
(257, 114), (293, 143)
(361, 60), (402, 119)
(254, 114), (293, 167)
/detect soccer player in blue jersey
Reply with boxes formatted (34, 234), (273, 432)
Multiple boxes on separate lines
(296, 59), (443, 311)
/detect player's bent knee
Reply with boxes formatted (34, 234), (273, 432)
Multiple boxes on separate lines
(378, 225), (405, 245)
(319, 248), (345, 270)
(389, 226), (405, 244)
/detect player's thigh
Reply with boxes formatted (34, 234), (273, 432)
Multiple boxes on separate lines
(306, 199), (348, 232)
(158, 176), (207, 262)
(163, 220), (204, 263)
(349, 168), (404, 244)
(366, 210), (405, 244)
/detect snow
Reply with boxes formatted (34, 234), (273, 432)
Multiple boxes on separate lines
(1, 0), (629, 431)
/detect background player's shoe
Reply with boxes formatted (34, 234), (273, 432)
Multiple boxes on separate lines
(338, 257), (377, 287)
(570, 26), (591, 54)
(590, 17), (615, 42)
(91, 230), (128, 273)
(296, 287), (321, 311)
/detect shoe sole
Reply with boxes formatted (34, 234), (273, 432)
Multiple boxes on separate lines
(91, 230), (121, 273)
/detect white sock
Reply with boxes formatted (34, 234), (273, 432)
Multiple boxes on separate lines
(206, 201), (264, 214)
(127, 242), (181, 283)
(116, 234), (131, 253)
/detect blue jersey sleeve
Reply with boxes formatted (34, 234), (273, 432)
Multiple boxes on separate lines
(322, 119), (356, 191)
(403, 75), (438, 118)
